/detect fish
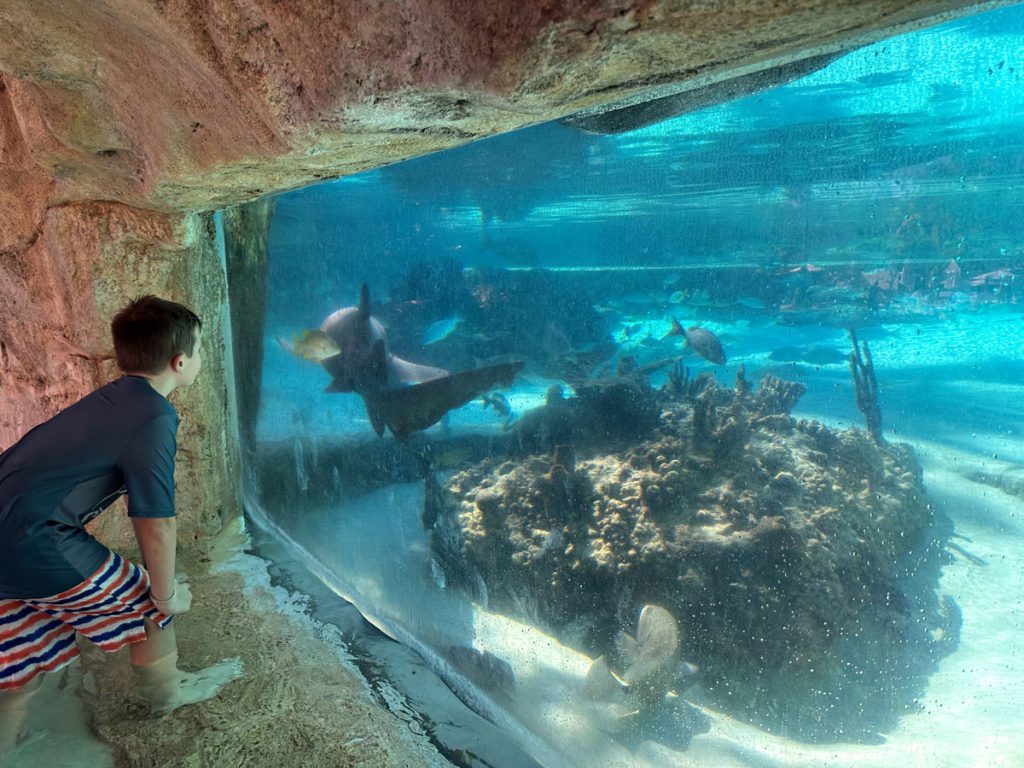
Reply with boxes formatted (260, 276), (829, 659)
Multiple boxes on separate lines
(482, 392), (516, 428)
(668, 291), (685, 304)
(582, 655), (621, 699)
(581, 604), (689, 711)
(735, 296), (767, 310)
(615, 604), (680, 687)
(421, 316), (460, 345)
(481, 392), (512, 418)
(316, 284), (524, 438)
(559, 53), (840, 134)
(683, 290), (712, 307)
(481, 235), (540, 268)
(664, 318), (727, 365)
(472, 353), (532, 369)
(361, 356), (523, 438)
(769, 345), (848, 366)
(431, 445), (476, 470)
(542, 322), (573, 361)
(430, 557), (447, 589)
(276, 330), (341, 362)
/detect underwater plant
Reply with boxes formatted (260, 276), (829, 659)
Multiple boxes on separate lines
(849, 329), (883, 444)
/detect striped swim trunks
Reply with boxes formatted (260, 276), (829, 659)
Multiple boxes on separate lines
(0, 551), (172, 691)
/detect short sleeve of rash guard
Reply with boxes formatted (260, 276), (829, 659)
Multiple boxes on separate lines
(118, 413), (178, 518)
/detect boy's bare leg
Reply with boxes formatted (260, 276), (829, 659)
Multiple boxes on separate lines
(129, 619), (243, 716)
(0, 674), (42, 754)
(129, 617), (178, 666)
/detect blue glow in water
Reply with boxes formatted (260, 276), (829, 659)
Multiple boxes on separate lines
(242, 6), (1024, 768)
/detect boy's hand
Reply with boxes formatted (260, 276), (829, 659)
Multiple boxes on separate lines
(151, 575), (193, 615)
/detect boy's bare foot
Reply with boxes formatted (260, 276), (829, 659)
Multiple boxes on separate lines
(134, 654), (244, 716)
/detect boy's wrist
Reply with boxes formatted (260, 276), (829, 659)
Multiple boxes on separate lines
(149, 575), (193, 615)
(150, 587), (176, 603)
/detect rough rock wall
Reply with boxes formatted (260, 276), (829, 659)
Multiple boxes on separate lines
(0, 196), (241, 547)
(0, 1), (1004, 212)
(0, 0), (1007, 552)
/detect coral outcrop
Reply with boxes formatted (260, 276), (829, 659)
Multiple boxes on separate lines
(435, 372), (951, 740)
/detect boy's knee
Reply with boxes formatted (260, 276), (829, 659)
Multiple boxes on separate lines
(0, 675), (43, 702)
(0, 677), (41, 732)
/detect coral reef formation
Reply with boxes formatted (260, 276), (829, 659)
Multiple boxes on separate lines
(433, 371), (951, 740)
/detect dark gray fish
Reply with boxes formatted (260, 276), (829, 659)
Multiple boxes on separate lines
(363, 359), (524, 439)
(482, 392), (513, 419)
(665, 318), (726, 365)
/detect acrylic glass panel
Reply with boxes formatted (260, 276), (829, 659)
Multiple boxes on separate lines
(229, 7), (1024, 766)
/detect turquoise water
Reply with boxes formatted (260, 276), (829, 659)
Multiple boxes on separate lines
(238, 6), (1024, 767)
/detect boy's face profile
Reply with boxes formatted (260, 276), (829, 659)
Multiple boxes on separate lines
(173, 328), (203, 387)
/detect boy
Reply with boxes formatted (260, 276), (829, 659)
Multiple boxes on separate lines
(0, 295), (243, 755)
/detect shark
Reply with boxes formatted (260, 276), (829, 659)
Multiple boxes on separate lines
(315, 284), (523, 439)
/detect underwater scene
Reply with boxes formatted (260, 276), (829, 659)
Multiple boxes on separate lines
(228, 6), (1023, 767)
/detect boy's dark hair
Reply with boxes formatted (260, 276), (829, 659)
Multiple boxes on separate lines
(111, 295), (202, 374)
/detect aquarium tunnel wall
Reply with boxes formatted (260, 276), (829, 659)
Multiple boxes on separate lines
(225, 7), (1024, 767)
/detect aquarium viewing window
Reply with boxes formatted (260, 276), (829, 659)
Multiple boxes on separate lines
(224, 5), (1024, 767)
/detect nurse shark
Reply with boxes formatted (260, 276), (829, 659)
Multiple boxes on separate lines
(309, 284), (523, 438)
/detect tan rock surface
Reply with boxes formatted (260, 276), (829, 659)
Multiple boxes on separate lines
(0, 203), (240, 543)
(0, 1), (1004, 212)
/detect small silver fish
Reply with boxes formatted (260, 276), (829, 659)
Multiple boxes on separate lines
(736, 296), (767, 310)
(421, 316), (460, 345)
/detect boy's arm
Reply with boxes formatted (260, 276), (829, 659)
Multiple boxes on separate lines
(121, 414), (192, 612)
(131, 516), (177, 600)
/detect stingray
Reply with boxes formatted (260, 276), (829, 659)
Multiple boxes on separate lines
(316, 284), (523, 438)
(581, 604), (698, 715)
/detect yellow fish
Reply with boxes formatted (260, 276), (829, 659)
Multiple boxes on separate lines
(433, 445), (476, 469)
(278, 330), (340, 362)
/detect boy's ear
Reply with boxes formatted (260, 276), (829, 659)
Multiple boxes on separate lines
(169, 352), (186, 373)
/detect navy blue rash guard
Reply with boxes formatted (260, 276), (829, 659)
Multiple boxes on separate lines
(0, 376), (178, 599)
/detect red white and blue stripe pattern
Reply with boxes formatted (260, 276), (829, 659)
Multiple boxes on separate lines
(0, 552), (171, 691)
